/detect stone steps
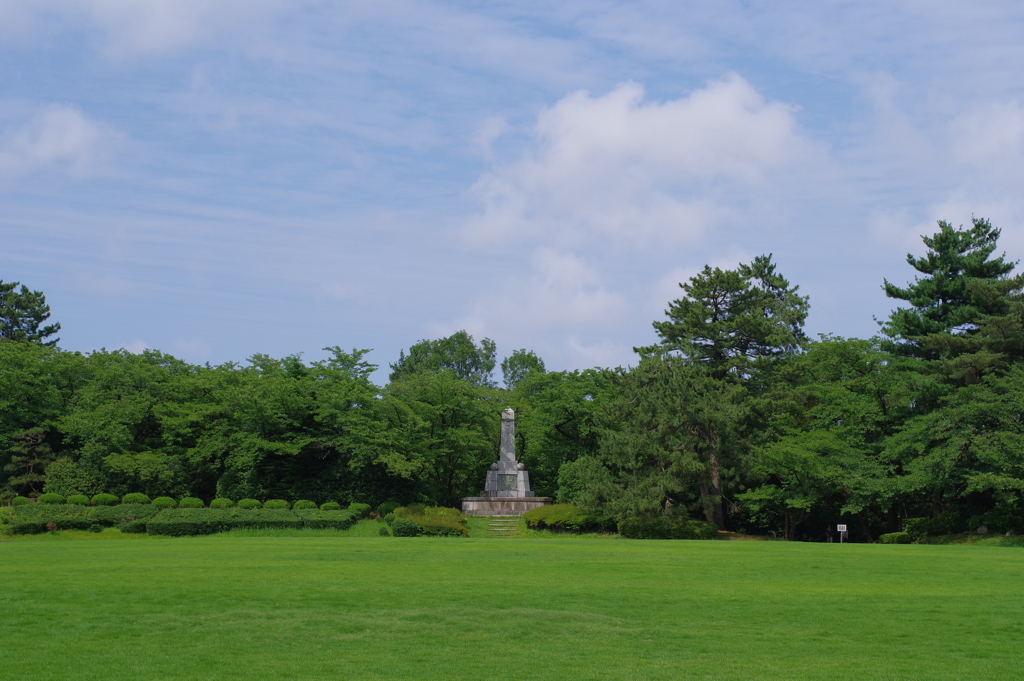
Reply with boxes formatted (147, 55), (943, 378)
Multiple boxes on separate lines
(481, 516), (520, 538)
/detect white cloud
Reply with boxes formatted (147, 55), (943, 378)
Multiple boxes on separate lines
(118, 339), (150, 354)
(0, 105), (117, 178)
(464, 74), (821, 249)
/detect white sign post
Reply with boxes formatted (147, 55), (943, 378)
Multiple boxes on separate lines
(836, 524), (847, 543)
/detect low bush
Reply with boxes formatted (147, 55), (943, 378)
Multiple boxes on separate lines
(38, 493), (65, 505)
(405, 503), (427, 516)
(391, 518), (420, 537)
(12, 496), (31, 506)
(178, 497), (205, 508)
(264, 499), (289, 509)
(320, 501), (341, 511)
(384, 512), (395, 526)
(292, 500), (317, 510)
(11, 520), (49, 534)
(379, 525), (390, 536)
(122, 493), (151, 505)
(89, 523), (103, 533)
(210, 498), (234, 509)
(91, 494), (118, 506)
(236, 499), (262, 509)
(617, 514), (718, 540)
(377, 501), (400, 517)
(348, 502), (371, 518)
(879, 532), (912, 544)
(152, 496), (177, 509)
(66, 495), (90, 505)
(146, 508), (311, 536)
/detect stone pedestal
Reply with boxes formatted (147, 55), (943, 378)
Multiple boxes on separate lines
(462, 407), (550, 517)
(461, 497), (552, 516)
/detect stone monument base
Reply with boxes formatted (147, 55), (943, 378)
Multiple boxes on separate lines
(461, 497), (552, 516)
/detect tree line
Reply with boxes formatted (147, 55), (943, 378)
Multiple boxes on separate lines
(4, 217), (1024, 540)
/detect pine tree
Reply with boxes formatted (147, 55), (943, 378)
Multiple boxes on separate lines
(0, 280), (61, 346)
(882, 218), (1017, 359)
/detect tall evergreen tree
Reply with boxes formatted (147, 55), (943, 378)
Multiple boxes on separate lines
(882, 218), (1018, 359)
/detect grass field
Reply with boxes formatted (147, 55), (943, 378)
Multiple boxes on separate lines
(2, 529), (1023, 681)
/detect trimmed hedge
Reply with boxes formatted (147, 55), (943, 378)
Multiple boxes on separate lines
(237, 498), (262, 509)
(91, 493), (118, 506)
(210, 498), (235, 509)
(617, 514), (718, 540)
(393, 506), (468, 537)
(348, 502), (371, 518)
(144, 508), (347, 536)
(66, 494), (90, 505)
(523, 504), (614, 533)
(122, 493), (151, 505)
(12, 496), (31, 506)
(152, 496), (177, 509)
(292, 500), (317, 510)
(178, 497), (205, 508)
(91, 504), (160, 527)
(879, 532), (913, 544)
(320, 502), (341, 511)
(294, 509), (356, 530)
(38, 493), (65, 504)
(264, 499), (289, 509)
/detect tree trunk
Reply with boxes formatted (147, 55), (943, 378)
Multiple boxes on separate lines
(708, 447), (725, 530)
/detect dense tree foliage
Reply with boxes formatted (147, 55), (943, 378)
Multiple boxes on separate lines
(5, 219), (1024, 540)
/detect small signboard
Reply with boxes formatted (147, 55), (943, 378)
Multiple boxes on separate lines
(836, 524), (847, 532)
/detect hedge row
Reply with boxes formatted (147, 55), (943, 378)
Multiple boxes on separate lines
(8, 494), (363, 511)
(9, 506), (356, 536)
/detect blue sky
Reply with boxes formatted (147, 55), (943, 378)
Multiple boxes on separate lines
(3, 1), (1024, 382)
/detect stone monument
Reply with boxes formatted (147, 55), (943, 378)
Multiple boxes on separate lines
(461, 408), (551, 516)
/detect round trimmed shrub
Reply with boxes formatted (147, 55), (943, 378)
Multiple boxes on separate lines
(391, 518), (420, 537)
(879, 531), (913, 544)
(91, 493), (118, 506)
(377, 501), (400, 517)
(320, 501), (341, 511)
(292, 500), (317, 510)
(405, 503), (427, 516)
(152, 496), (177, 509)
(348, 502), (371, 518)
(66, 494), (90, 505)
(89, 523), (103, 533)
(209, 498), (234, 509)
(384, 512), (395, 526)
(178, 497), (204, 508)
(236, 498), (262, 509)
(12, 496), (31, 506)
(379, 525), (390, 536)
(38, 493), (65, 504)
(122, 493), (151, 505)
(264, 499), (289, 509)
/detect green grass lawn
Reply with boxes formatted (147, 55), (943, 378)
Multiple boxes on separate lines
(2, 532), (1022, 681)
